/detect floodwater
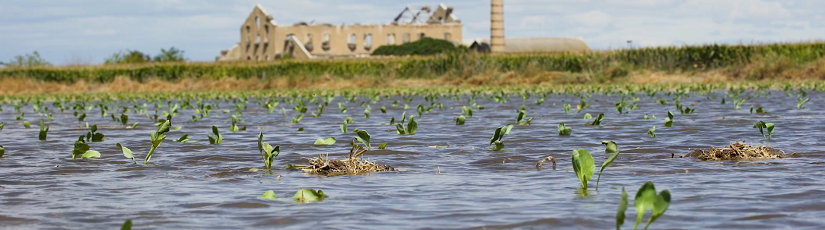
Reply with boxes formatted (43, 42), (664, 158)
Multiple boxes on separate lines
(1, 90), (825, 229)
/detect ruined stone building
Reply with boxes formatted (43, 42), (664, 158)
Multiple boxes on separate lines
(217, 3), (462, 61)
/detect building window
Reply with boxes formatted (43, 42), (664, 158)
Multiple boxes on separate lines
(402, 33), (410, 43)
(364, 34), (372, 50)
(245, 26), (251, 42)
(443, 33), (451, 41)
(305, 33), (314, 52)
(348, 34), (356, 51)
(255, 17), (260, 27)
(264, 25), (269, 41)
(387, 33), (395, 45)
(419, 33), (425, 39)
(322, 33), (330, 51)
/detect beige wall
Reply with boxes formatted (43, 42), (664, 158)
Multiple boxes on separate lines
(272, 24), (462, 57)
(234, 5), (462, 60)
(239, 6), (277, 61)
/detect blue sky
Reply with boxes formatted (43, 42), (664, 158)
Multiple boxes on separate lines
(2, 0), (824, 65)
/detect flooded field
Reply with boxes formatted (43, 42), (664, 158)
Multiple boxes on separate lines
(1, 84), (824, 229)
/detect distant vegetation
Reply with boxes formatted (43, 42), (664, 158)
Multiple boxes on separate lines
(372, 37), (466, 56)
(2, 42), (825, 86)
(105, 47), (186, 65)
(0, 51), (51, 68)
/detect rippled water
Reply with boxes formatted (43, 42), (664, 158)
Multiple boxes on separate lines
(1, 90), (825, 229)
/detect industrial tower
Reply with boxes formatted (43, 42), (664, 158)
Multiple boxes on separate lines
(490, 0), (504, 53)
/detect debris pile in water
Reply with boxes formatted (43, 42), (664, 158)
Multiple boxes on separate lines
(301, 146), (394, 176)
(688, 141), (786, 161)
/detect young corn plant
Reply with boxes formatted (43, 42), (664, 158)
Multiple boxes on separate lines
(86, 125), (105, 142)
(488, 125), (513, 151)
(144, 118), (171, 164)
(558, 123), (572, 136)
(516, 110), (533, 125)
(664, 111), (674, 127)
(208, 126), (223, 144)
(596, 141), (620, 190)
(753, 121), (775, 140)
(71, 136), (100, 159)
(395, 116), (417, 135)
(797, 96), (809, 109)
(587, 113), (605, 126)
(38, 120), (49, 141)
(257, 132), (280, 169)
(229, 115), (246, 131)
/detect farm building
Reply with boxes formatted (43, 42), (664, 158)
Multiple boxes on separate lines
(468, 38), (591, 53)
(217, 3), (463, 61)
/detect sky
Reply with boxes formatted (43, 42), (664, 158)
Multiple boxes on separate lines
(2, 0), (824, 65)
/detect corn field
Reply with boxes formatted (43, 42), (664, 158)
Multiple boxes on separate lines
(2, 42), (824, 83)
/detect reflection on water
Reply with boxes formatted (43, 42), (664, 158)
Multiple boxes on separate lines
(1, 90), (824, 229)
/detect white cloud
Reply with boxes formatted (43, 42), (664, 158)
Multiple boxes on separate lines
(566, 10), (612, 28)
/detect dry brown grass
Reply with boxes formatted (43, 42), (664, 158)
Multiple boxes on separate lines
(687, 141), (787, 161)
(297, 146), (395, 176)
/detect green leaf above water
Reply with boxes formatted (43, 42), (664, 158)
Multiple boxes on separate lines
(583, 113), (592, 119)
(116, 143), (136, 164)
(0, 145), (5, 158)
(174, 134), (189, 143)
(23, 121), (31, 129)
(261, 190), (277, 199)
(647, 126), (656, 138)
(314, 137), (337, 145)
(293, 188), (328, 203)
(634, 182), (657, 230)
(81, 150), (101, 159)
(378, 143), (387, 149)
(572, 148), (595, 189)
(617, 187), (628, 230)
(645, 190), (671, 230)
(121, 220), (132, 230)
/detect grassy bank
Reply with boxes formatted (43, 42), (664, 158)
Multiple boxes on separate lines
(2, 42), (825, 94)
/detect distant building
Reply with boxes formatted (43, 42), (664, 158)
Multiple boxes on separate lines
(217, 4), (463, 61)
(468, 38), (591, 53)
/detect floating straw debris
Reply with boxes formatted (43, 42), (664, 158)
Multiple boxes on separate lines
(300, 146), (395, 176)
(688, 141), (787, 161)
